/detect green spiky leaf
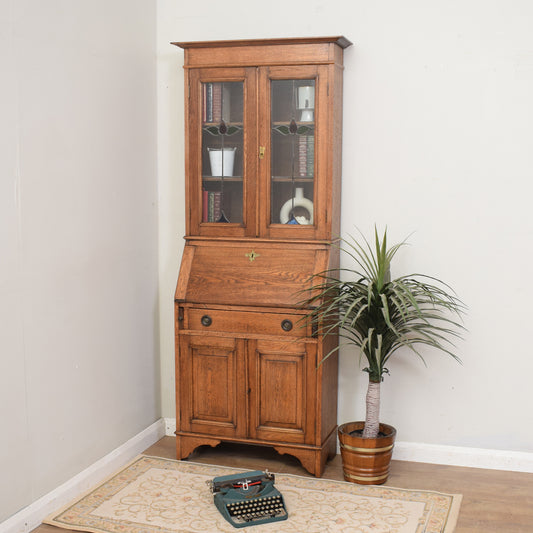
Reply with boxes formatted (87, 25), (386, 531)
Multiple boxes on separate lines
(299, 226), (466, 382)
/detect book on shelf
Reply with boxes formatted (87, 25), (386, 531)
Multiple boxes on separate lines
(202, 190), (222, 222)
(212, 84), (222, 122)
(298, 135), (314, 178)
(203, 83), (231, 124)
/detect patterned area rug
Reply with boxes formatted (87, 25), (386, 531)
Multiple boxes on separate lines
(44, 455), (462, 533)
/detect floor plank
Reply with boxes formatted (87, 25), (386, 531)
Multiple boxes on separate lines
(33, 436), (533, 533)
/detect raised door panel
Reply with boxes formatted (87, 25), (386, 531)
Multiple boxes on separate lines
(178, 334), (246, 438)
(248, 339), (317, 444)
(186, 67), (257, 238)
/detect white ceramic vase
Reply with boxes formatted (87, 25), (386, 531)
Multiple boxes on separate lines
(279, 187), (314, 225)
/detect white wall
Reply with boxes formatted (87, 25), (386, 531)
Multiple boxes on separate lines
(158, 0), (533, 455)
(0, 0), (158, 522)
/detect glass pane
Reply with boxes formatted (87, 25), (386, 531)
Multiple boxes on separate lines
(270, 79), (315, 226)
(201, 82), (244, 223)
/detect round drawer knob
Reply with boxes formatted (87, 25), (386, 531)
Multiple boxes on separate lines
(281, 319), (293, 332)
(201, 315), (212, 327)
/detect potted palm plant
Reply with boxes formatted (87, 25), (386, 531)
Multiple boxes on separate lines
(301, 227), (465, 484)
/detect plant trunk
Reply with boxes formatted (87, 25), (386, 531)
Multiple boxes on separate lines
(362, 379), (380, 439)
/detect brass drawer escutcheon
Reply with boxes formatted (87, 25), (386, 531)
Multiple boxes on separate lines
(245, 250), (260, 262)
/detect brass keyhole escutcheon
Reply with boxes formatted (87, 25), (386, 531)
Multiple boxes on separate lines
(259, 146), (266, 159)
(245, 250), (260, 262)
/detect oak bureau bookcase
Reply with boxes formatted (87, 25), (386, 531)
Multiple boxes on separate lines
(172, 36), (351, 476)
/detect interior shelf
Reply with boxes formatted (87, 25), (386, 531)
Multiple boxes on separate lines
(202, 176), (243, 182)
(271, 176), (314, 182)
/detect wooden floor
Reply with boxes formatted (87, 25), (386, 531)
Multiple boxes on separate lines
(35, 436), (533, 533)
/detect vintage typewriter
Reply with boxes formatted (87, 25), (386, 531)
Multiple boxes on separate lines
(208, 470), (288, 528)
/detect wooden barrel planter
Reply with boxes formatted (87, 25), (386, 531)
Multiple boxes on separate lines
(338, 421), (396, 485)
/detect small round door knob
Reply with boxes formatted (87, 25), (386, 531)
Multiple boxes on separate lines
(281, 319), (293, 332)
(201, 315), (212, 327)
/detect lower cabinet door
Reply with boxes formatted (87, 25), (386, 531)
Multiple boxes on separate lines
(247, 339), (317, 444)
(178, 334), (247, 438)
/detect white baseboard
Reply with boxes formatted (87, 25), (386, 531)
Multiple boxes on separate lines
(1, 418), (166, 533)
(164, 417), (533, 473)
(164, 417), (176, 436)
(393, 440), (533, 473)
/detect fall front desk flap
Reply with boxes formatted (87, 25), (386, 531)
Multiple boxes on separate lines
(175, 241), (333, 308)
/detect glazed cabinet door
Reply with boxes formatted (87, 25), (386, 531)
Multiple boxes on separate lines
(247, 339), (317, 444)
(258, 65), (331, 240)
(178, 334), (247, 438)
(185, 63), (335, 240)
(186, 67), (258, 238)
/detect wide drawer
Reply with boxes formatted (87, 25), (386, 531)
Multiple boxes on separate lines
(184, 307), (310, 337)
